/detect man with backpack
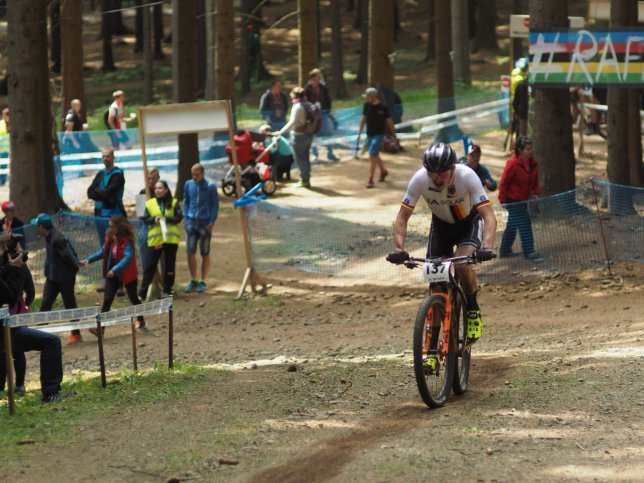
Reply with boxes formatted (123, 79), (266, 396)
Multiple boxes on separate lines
(304, 68), (339, 162)
(274, 87), (316, 188)
(105, 90), (135, 150)
(358, 87), (397, 189)
(31, 214), (82, 345)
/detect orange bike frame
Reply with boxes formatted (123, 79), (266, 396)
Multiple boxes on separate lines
(424, 291), (453, 357)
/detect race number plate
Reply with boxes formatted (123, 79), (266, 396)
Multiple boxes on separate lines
(423, 261), (451, 283)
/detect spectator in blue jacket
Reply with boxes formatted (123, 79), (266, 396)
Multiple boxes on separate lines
(183, 163), (219, 293)
(464, 144), (497, 192)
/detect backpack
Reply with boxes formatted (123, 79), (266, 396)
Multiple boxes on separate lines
(62, 238), (80, 274)
(381, 134), (404, 154)
(103, 106), (115, 129)
(303, 101), (321, 135)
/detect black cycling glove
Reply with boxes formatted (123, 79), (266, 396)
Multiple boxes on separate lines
(473, 248), (496, 262)
(386, 250), (410, 264)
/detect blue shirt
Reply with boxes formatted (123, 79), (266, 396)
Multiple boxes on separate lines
(183, 177), (219, 228)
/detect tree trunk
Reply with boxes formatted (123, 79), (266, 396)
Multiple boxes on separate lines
(511, 0), (527, 60)
(50, 1), (62, 74)
(61, 0), (85, 123)
(101, 0), (116, 72)
(529, 0), (575, 196)
(172, 0), (199, 200)
(204, 0), (215, 100)
(434, 0), (462, 142)
(111, 0), (133, 35)
(368, 0), (394, 89)
(134, 0), (143, 53)
(298, 0), (318, 87)
(451, 0), (471, 85)
(356, 0), (368, 84)
(142, 0), (153, 104)
(475, 0), (498, 51)
(424, 0), (435, 62)
(606, 0), (643, 214)
(330, 0), (348, 99)
(215, 0), (236, 107)
(239, 0), (251, 94)
(196, 0), (207, 98)
(7, 0), (66, 218)
(153, 3), (165, 59)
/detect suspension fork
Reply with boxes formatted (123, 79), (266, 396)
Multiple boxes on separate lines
(425, 291), (453, 357)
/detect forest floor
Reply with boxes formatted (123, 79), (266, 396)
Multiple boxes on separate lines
(2, 1), (643, 482)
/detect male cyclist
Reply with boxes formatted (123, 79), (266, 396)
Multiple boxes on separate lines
(387, 143), (497, 341)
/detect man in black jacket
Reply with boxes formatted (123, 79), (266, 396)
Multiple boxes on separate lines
(87, 148), (126, 244)
(32, 214), (81, 344)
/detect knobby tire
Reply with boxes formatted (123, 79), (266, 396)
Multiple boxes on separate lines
(413, 295), (455, 408)
(452, 288), (471, 395)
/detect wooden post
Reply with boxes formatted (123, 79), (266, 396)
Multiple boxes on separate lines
(96, 312), (107, 388)
(130, 316), (138, 371)
(168, 298), (174, 369)
(3, 325), (15, 415)
(224, 101), (267, 298)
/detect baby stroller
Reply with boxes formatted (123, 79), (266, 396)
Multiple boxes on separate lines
(221, 130), (277, 197)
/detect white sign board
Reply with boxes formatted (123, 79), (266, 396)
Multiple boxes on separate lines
(588, 1), (644, 22)
(139, 100), (231, 136)
(510, 15), (586, 39)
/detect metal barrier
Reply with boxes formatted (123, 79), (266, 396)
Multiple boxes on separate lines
(1, 297), (174, 415)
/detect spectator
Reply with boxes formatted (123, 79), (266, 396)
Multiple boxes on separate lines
(0, 232), (31, 399)
(304, 68), (339, 162)
(358, 87), (396, 189)
(61, 98), (97, 154)
(510, 58), (529, 139)
(498, 136), (542, 260)
(0, 201), (25, 240)
(0, 107), (9, 186)
(87, 148), (127, 244)
(183, 163), (218, 293)
(275, 87), (314, 188)
(0, 238), (68, 404)
(137, 167), (160, 265)
(258, 124), (293, 181)
(31, 214), (82, 344)
(259, 80), (290, 132)
(139, 180), (183, 300)
(107, 90), (135, 150)
(80, 216), (146, 332)
(464, 145), (497, 191)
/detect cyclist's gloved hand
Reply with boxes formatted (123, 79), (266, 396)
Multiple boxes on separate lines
(473, 248), (496, 262)
(386, 250), (410, 265)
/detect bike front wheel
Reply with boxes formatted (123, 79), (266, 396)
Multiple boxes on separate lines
(452, 288), (471, 395)
(413, 295), (455, 408)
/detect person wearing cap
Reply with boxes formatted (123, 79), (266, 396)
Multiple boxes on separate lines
(258, 124), (294, 181)
(107, 90), (135, 150)
(358, 87), (396, 189)
(274, 87), (314, 188)
(464, 145), (497, 191)
(31, 214), (82, 344)
(304, 68), (339, 162)
(0, 201), (25, 240)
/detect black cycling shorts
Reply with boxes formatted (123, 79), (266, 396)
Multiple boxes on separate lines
(426, 214), (483, 258)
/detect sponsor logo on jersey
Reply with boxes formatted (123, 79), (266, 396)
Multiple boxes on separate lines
(479, 195), (488, 202)
(447, 185), (456, 196)
(429, 198), (465, 206)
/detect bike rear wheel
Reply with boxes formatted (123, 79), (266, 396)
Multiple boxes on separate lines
(452, 289), (471, 395)
(413, 296), (455, 408)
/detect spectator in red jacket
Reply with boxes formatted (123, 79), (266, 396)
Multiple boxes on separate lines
(498, 136), (542, 260)
(80, 216), (145, 333)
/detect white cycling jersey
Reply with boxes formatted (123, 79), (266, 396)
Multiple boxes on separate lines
(401, 164), (491, 224)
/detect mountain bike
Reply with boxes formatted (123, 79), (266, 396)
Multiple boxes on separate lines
(391, 253), (494, 408)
